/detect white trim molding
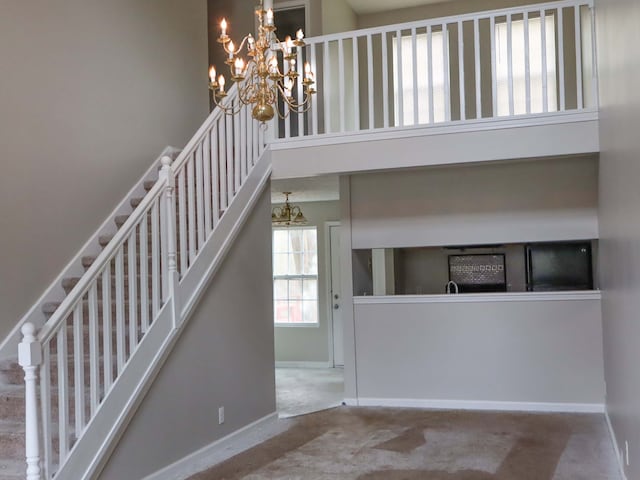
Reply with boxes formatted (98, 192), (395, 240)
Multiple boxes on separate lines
(356, 397), (605, 413)
(142, 412), (280, 480)
(275, 361), (332, 369)
(606, 410), (629, 480)
(354, 290), (602, 305)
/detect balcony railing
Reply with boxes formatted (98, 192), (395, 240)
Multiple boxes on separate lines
(272, 0), (597, 141)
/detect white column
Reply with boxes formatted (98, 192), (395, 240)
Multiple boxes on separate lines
(372, 248), (396, 296)
(19, 322), (42, 480)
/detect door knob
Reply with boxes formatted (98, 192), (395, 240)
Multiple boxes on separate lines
(334, 304), (339, 310)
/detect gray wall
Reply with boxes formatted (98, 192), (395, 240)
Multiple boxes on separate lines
(596, 0), (640, 477)
(355, 297), (604, 405)
(0, 0), (209, 341)
(322, 0), (357, 35)
(99, 187), (275, 480)
(349, 156), (599, 249)
(274, 200), (340, 363)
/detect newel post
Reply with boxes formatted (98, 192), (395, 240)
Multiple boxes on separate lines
(18, 323), (42, 480)
(159, 156), (181, 328)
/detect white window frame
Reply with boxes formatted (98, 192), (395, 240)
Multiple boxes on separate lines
(273, 226), (319, 327)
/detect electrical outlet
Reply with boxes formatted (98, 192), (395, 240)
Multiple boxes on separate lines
(625, 441), (630, 466)
(218, 406), (225, 425)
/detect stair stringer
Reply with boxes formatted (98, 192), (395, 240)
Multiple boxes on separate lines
(0, 145), (181, 362)
(51, 149), (272, 480)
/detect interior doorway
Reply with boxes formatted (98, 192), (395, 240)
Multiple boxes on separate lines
(270, 179), (344, 418)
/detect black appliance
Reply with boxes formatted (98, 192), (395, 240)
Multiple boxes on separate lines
(448, 254), (507, 293)
(525, 242), (593, 291)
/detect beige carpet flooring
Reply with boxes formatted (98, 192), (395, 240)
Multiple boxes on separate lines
(187, 406), (620, 480)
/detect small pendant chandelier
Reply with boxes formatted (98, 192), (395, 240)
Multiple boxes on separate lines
(208, 0), (317, 123)
(272, 192), (308, 226)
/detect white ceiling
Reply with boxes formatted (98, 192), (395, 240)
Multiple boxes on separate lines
(344, 0), (456, 15)
(271, 175), (340, 203)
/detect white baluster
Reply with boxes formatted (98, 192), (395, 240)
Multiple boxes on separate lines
(159, 156), (181, 328)
(19, 322), (42, 480)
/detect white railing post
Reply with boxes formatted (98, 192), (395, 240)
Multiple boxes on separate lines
(19, 323), (42, 480)
(159, 156), (181, 328)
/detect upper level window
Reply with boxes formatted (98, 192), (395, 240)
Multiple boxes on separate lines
(273, 227), (318, 325)
(393, 30), (447, 126)
(495, 14), (557, 115)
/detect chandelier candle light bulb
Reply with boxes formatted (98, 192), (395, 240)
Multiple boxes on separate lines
(219, 18), (228, 42)
(234, 58), (245, 78)
(209, 66), (217, 85)
(208, 0), (316, 123)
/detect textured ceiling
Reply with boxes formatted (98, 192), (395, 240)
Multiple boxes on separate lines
(344, 0), (455, 15)
(271, 175), (340, 203)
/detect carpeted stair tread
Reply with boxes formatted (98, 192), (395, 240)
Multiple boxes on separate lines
(0, 387), (24, 421)
(0, 458), (27, 480)
(0, 420), (26, 458)
(42, 300), (139, 320)
(61, 275), (154, 294)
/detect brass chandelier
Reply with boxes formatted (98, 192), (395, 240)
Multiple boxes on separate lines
(208, 0), (316, 123)
(272, 192), (308, 226)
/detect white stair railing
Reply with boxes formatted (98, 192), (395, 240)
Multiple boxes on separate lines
(18, 84), (268, 480)
(274, 0), (597, 141)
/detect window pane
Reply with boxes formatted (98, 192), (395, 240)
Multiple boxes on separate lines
(289, 279), (303, 300)
(274, 279), (288, 300)
(273, 230), (289, 253)
(302, 300), (318, 323)
(289, 252), (304, 275)
(273, 253), (288, 276)
(289, 301), (303, 323)
(302, 279), (317, 300)
(303, 252), (318, 275)
(274, 301), (289, 323)
(303, 229), (317, 253)
(289, 229), (303, 252)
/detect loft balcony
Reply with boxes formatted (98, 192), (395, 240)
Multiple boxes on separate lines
(269, 0), (598, 179)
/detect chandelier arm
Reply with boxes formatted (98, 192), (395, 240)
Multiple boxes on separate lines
(275, 82), (313, 112)
(211, 93), (243, 115)
(222, 34), (255, 57)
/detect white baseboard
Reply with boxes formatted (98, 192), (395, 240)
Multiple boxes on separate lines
(143, 412), (280, 480)
(605, 409), (629, 480)
(343, 398), (358, 406)
(356, 397), (605, 413)
(275, 361), (332, 369)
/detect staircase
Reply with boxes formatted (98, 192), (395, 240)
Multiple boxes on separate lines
(0, 84), (270, 480)
(0, 177), (160, 479)
(0, 161), (184, 479)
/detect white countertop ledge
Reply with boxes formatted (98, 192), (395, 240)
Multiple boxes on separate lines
(353, 290), (602, 304)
